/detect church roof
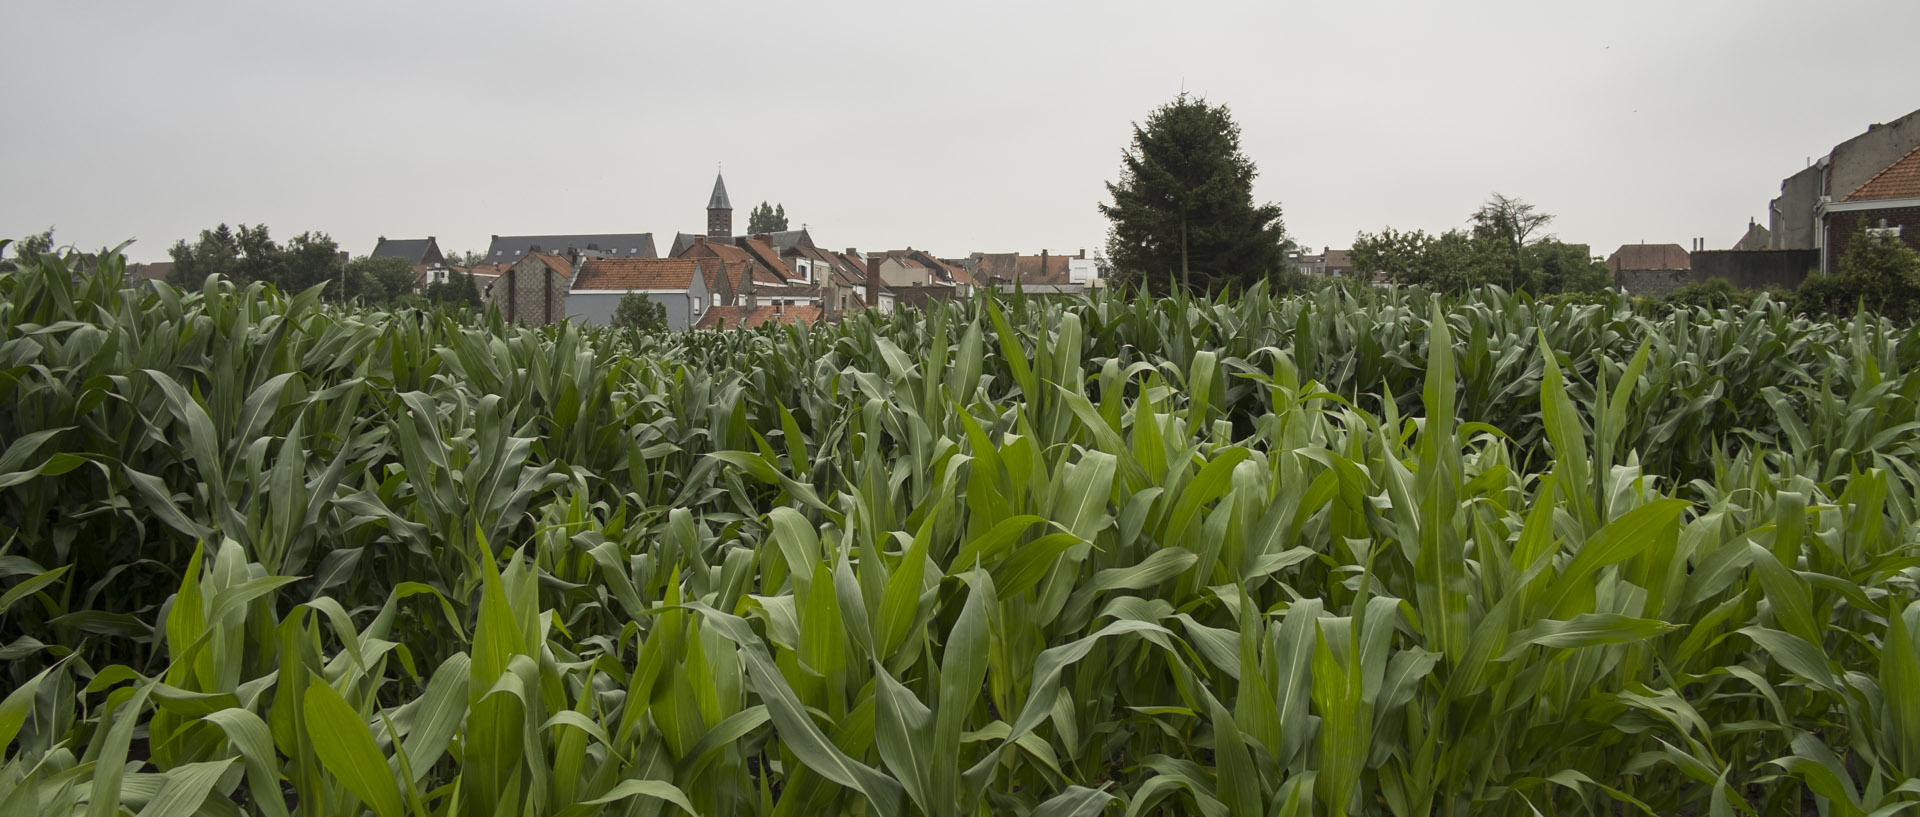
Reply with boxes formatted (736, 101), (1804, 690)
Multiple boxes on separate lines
(708, 173), (731, 210)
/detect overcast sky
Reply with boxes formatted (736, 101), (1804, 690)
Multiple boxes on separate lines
(5, 0), (1919, 263)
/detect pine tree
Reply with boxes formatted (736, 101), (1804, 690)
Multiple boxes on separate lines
(1099, 94), (1289, 295)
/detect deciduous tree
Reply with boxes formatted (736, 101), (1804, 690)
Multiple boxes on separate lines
(612, 292), (669, 332)
(747, 202), (788, 234)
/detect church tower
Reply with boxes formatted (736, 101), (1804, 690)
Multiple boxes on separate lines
(707, 172), (732, 238)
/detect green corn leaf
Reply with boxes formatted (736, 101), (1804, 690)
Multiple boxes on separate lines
(303, 679), (405, 817)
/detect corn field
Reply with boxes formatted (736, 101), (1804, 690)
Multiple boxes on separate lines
(3, 249), (1920, 816)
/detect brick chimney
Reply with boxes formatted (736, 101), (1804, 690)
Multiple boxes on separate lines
(744, 264), (758, 310)
(1039, 249), (1048, 284)
(821, 266), (838, 321)
(863, 249), (880, 312)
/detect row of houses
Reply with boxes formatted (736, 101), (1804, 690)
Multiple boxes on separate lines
(372, 173), (1104, 330)
(1604, 105), (1920, 297)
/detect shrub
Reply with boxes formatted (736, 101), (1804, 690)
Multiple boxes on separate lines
(1664, 278), (1745, 311)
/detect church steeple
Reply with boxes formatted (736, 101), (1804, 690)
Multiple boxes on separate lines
(707, 171), (732, 238)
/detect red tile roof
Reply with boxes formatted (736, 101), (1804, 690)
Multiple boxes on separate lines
(572, 257), (708, 291)
(1845, 144), (1920, 202)
(973, 252), (1071, 285)
(529, 252), (574, 278)
(694, 305), (824, 330)
(739, 237), (795, 280)
(679, 240), (785, 285)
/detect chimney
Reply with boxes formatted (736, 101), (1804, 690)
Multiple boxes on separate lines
(745, 264), (758, 310)
(864, 249), (880, 311)
(1039, 249), (1048, 283)
(755, 233), (772, 245)
(566, 246), (581, 266)
(694, 235), (706, 246)
(1078, 248), (1086, 259)
(821, 266), (838, 321)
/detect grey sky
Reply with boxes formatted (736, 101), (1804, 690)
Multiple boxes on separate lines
(5, 1), (1918, 264)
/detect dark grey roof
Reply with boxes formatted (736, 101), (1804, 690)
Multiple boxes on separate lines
(708, 173), (731, 210)
(372, 237), (435, 264)
(765, 229), (813, 253)
(484, 233), (655, 265)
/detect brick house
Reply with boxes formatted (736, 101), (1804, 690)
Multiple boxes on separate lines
(1606, 243), (1694, 296)
(487, 251), (576, 325)
(1767, 107), (1920, 253)
(1820, 144), (1920, 272)
(372, 236), (445, 267)
(371, 236), (454, 290)
(674, 236), (788, 305)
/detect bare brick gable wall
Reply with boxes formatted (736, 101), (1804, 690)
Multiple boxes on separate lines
(489, 256), (571, 325)
(1828, 207), (1920, 271)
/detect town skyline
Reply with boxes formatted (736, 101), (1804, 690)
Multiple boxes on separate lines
(5, 1), (1919, 263)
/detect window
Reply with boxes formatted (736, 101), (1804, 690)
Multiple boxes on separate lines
(693, 296), (703, 314)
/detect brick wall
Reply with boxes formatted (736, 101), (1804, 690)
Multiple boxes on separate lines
(1827, 207), (1920, 272)
(1689, 250), (1818, 291)
(486, 256), (571, 325)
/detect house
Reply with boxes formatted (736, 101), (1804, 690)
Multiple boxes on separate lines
(1606, 243), (1693, 296)
(371, 236), (457, 290)
(1286, 249), (1327, 277)
(459, 263), (510, 294)
(486, 251), (577, 325)
(1324, 249), (1354, 278)
(1766, 107), (1920, 261)
(566, 257), (718, 330)
(693, 304), (824, 330)
(481, 233), (655, 266)
(371, 236), (445, 267)
(675, 235), (790, 305)
(1732, 219), (1772, 251)
(1819, 143), (1920, 272)
(971, 251), (1069, 288)
(125, 261), (174, 286)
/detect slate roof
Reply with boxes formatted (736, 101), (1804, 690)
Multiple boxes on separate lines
(1606, 243), (1691, 272)
(1844, 144), (1920, 202)
(484, 234), (655, 265)
(694, 305), (822, 331)
(372, 237), (437, 265)
(670, 232), (715, 257)
(763, 229), (814, 253)
(708, 173), (731, 210)
(570, 258), (709, 292)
